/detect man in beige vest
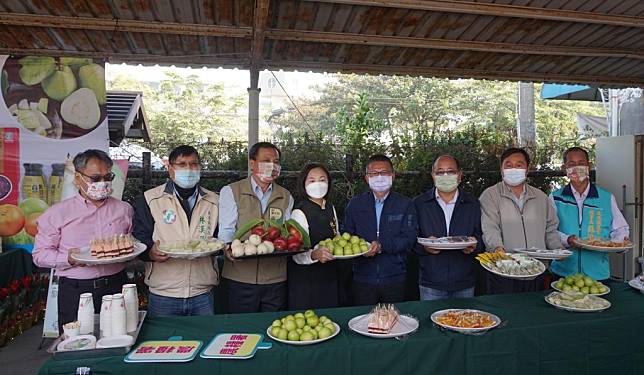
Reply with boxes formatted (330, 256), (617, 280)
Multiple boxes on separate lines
(219, 142), (294, 313)
(133, 145), (220, 316)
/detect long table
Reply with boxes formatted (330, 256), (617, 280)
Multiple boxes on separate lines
(39, 284), (644, 375)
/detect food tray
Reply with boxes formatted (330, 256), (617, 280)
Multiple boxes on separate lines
(72, 242), (146, 265)
(48, 311), (146, 360)
(430, 309), (501, 334)
(417, 236), (477, 250)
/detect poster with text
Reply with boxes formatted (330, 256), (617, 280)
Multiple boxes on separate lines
(0, 55), (108, 252)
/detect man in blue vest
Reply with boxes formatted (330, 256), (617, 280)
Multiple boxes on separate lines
(549, 147), (630, 281)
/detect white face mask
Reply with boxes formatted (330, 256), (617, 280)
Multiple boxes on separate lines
(368, 175), (393, 193)
(256, 162), (281, 183)
(566, 166), (589, 182)
(502, 168), (527, 187)
(82, 180), (112, 201)
(305, 181), (328, 199)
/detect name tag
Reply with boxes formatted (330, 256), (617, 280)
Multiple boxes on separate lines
(269, 207), (283, 221)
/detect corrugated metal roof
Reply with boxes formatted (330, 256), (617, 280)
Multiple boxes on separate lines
(107, 90), (149, 145)
(0, 0), (642, 86)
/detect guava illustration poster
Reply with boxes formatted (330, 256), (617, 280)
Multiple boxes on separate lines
(0, 55), (108, 252)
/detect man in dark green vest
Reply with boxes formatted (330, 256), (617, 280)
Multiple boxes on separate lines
(218, 142), (294, 313)
(549, 147), (630, 281)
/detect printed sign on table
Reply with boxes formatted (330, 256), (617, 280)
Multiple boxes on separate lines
(125, 339), (202, 363)
(201, 333), (272, 360)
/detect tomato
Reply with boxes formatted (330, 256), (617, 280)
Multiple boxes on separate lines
(250, 225), (265, 237)
(287, 236), (302, 251)
(0, 204), (25, 237)
(267, 226), (281, 241)
(273, 237), (287, 251)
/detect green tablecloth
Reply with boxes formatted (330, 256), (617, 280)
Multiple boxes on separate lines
(0, 248), (32, 287)
(39, 284), (644, 375)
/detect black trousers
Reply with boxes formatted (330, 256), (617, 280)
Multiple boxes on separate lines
(57, 271), (126, 332)
(225, 278), (286, 313)
(352, 281), (406, 306)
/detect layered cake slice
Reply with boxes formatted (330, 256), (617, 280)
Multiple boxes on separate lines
(89, 235), (134, 259)
(367, 304), (399, 334)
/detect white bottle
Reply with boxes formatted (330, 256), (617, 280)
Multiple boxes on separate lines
(122, 284), (139, 333)
(77, 293), (94, 335)
(99, 295), (112, 338)
(110, 293), (127, 336)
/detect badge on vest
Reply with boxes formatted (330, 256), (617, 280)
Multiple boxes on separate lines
(269, 207), (283, 221)
(162, 209), (176, 224)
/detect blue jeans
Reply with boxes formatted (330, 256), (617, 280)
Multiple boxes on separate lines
(419, 285), (474, 301)
(148, 291), (213, 317)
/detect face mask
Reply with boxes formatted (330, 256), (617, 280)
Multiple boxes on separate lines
(434, 174), (459, 193)
(305, 181), (328, 199)
(173, 169), (200, 189)
(256, 162), (281, 183)
(566, 166), (589, 182)
(502, 168), (527, 187)
(82, 180), (112, 201)
(368, 175), (393, 193)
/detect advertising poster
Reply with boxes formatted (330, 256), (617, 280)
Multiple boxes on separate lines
(0, 55), (109, 252)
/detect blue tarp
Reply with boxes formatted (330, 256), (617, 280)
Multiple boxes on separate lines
(540, 84), (601, 101)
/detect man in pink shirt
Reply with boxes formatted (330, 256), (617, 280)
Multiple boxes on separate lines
(33, 149), (133, 331)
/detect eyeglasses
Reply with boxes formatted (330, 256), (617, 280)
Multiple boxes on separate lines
(433, 170), (458, 176)
(366, 170), (394, 177)
(171, 162), (201, 169)
(77, 171), (115, 182)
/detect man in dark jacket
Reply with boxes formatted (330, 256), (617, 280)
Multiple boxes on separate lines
(413, 155), (483, 300)
(344, 154), (417, 306)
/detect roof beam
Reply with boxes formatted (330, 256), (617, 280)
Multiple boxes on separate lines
(0, 12), (251, 38)
(305, 0), (644, 28)
(264, 60), (643, 87)
(250, 0), (271, 88)
(266, 29), (644, 60)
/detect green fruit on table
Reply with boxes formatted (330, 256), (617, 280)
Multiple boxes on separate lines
(286, 314), (295, 320)
(271, 327), (281, 337)
(272, 319), (281, 328)
(350, 236), (360, 244)
(562, 285), (573, 292)
(295, 317), (306, 329)
(284, 320), (297, 332)
(277, 328), (288, 340)
(303, 326), (311, 332)
(583, 276), (593, 287)
(304, 310), (315, 318)
(318, 327), (332, 339)
(589, 286), (599, 294)
(300, 332), (314, 341)
(572, 286), (580, 292)
(296, 328), (303, 335)
(575, 279), (585, 288)
(294, 312), (304, 319)
(334, 248), (343, 256)
(338, 239), (347, 247)
(306, 316), (319, 328)
(360, 244), (369, 252)
(315, 325), (323, 332)
(565, 276), (574, 285)
(325, 323), (335, 333)
(309, 329), (318, 340)
(554, 281), (564, 290)
(287, 331), (300, 341)
(342, 232), (351, 240)
(581, 286), (590, 294)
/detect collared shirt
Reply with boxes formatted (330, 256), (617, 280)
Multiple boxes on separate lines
(508, 184), (528, 211)
(548, 183), (630, 247)
(218, 176), (294, 242)
(174, 185), (199, 211)
(373, 192), (390, 238)
(33, 194), (134, 279)
(435, 189), (459, 234)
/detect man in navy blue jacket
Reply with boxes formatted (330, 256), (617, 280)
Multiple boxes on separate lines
(344, 154), (417, 306)
(413, 155), (483, 300)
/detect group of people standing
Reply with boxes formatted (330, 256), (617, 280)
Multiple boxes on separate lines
(32, 142), (629, 331)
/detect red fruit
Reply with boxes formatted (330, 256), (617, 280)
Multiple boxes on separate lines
(287, 225), (300, 237)
(250, 225), (265, 237)
(267, 226), (280, 241)
(287, 236), (302, 251)
(273, 237), (287, 251)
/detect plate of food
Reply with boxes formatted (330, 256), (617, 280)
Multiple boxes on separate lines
(573, 238), (632, 253)
(73, 235), (146, 265)
(476, 251), (546, 280)
(348, 304), (419, 339)
(512, 247), (572, 260)
(417, 236), (478, 250)
(430, 309), (501, 334)
(545, 291), (611, 312)
(266, 310), (340, 345)
(628, 275), (644, 294)
(551, 274), (610, 296)
(158, 238), (225, 259)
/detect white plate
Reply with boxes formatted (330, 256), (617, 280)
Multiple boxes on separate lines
(512, 248), (572, 260)
(57, 335), (96, 352)
(544, 292), (611, 312)
(574, 240), (632, 253)
(418, 237), (477, 250)
(348, 314), (418, 338)
(430, 309), (501, 334)
(333, 253), (364, 260)
(628, 277), (644, 294)
(550, 281), (610, 296)
(158, 239), (224, 259)
(479, 257), (546, 280)
(72, 241), (146, 265)
(266, 322), (340, 346)
(96, 335), (134, 349)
